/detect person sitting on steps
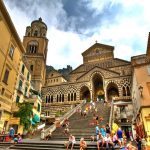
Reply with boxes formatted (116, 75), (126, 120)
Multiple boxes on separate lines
(80, 137), (87, 150)
(66, 134), (76, 150)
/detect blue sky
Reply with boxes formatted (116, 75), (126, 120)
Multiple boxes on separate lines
(4, 0), (150, 69)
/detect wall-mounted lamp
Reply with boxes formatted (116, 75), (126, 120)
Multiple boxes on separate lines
(138, 85), (143, 97)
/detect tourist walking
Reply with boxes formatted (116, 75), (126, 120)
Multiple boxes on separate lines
(117, 128), (124, 147)
(95, 125), (100, 140)
(9, 127), (15, 140)
(106, 123), (111, 134)
(100, 125), (106, 138)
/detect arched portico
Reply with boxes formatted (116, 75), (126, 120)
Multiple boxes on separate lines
(106, 82), (119, 101)
(92, 73), (104, 101)
(80, 86), (90, 100)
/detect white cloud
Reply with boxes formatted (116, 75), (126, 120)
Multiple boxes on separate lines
(4, 0), (150, 70)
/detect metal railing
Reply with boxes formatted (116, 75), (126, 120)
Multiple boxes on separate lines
(109, 100), (114, 128)
(44, 100), (86, 137)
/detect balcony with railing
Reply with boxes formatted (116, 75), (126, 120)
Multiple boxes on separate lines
(17, 86), (24, 94)
(113, 96), (131, 101)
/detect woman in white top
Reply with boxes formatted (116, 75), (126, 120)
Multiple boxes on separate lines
(66, 134), (76, 150)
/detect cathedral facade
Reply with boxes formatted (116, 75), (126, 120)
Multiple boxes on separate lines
(42, 42), (133, 127)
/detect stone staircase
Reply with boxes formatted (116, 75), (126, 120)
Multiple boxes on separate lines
(8, 101), (112, 149)
(51, 101), (110, 141)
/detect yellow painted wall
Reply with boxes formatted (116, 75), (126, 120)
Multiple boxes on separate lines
(141, 108), (150, 136)
(0, 2), (24, 132)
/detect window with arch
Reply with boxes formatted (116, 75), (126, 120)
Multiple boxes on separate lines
(62, 94), (64, 102)
(74, 93), (76, 101)
(48, 95), (51, 103)
(28, 32), (31, 36)
(123, 87), (126, 96)
(68, 93), (70, 101)
(59, 94), (61, 102)
(46, 96), (48, 103)
(28, 41), (38, 54)
(126, 86), (131, 96)
(51, 95), (53, 103)
(34, 30), (38, 36)
(57, 95), (58, 102)
(71, 93), (73, 101)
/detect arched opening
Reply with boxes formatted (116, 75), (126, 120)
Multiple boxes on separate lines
(62, 94), (64, 102)
(74, 93), (76, 101)
(51, 95), (53, 103)
(28, 41), (38, 54)
(126, 86), (131, 96)
(80, 86), (90, 100)
(71, 93), (73, 101)
(107, 82), (119, 101)
(92, 73), (104, 101)
(123, 87), (126, 96)
(68, 94), (70, 101)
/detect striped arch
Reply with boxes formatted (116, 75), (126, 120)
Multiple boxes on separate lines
(79, 84), (91, 100)
(105, 80), (120, 101)
(90, 71), (104, 82)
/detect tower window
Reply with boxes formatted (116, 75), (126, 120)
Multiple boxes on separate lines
(30, 65), (34, 71)
(28, 32), (31, 36)
(28, 41), (38, 54)
(34, 30), (38, 36)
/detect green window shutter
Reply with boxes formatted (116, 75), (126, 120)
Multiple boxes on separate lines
(37, 103), (40, 112)
(16, 96), (20, 103)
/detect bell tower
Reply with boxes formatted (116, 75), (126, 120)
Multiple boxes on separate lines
(23, 18), (48, 92)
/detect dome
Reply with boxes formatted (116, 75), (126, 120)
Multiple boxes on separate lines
(31, 17), (47, 30)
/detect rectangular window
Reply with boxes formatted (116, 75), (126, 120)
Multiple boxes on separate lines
(9, 45), (15, 58)
(21, 64), (25, 74)
(2, 69), (9, 84)
(24, 87), (28, 95)
(37, 103), (40, 112)
(19, 80), (23, 87)
(27, 72), (30, 80)
(16, 95), (20, 103)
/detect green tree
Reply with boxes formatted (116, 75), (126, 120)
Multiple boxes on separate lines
(17, 102), (33, 131)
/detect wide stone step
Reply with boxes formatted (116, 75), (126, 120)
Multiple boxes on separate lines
(9, 142), (97, 149)
(9, 142), (120, 150)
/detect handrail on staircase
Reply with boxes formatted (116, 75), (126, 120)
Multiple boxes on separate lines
(44, 100), (86, 137)
(109, 99), (114, 128)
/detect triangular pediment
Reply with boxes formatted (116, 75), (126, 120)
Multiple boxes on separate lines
(82, 43), (114, 64)
(82, 43), (114, 56)
(76, 66), (120, 81)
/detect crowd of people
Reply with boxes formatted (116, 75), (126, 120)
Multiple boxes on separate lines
(0, 127), (23, 144)
(62, 101), (147, 150)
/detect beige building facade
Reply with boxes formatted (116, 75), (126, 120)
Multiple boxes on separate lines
(132, 33), (150, 144)
(0, 0), (25, 131)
